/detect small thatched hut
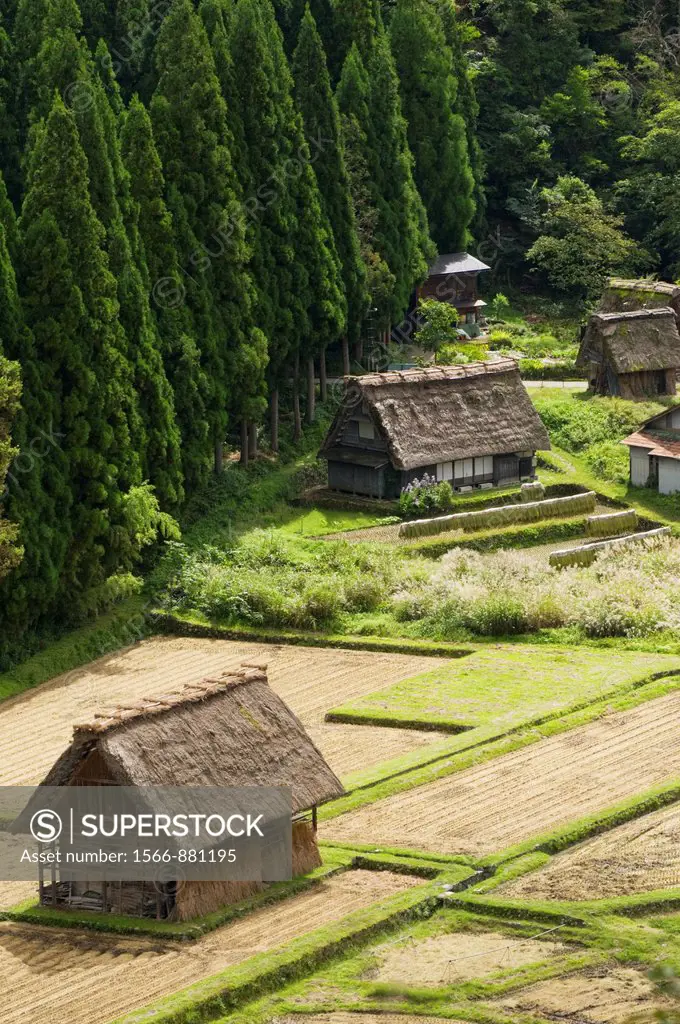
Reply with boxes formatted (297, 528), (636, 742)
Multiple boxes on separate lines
(599, 278), (680, 324)
(319, 360), (550, 498)
(577, 308), (680, 398)
(34, 665), (344, 921)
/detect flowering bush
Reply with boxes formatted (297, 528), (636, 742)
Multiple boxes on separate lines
(399, 475), (455, 517)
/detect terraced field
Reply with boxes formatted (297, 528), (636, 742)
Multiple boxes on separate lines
(0, 870), (420, 1024)
(322, 691), (680, 855)
(0, 637), (446, 787)
(500, 801), (680, 901)
(498, 964), (669, 1022)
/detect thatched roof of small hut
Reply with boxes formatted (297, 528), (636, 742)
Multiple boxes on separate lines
(320, 360), (550, 471)
(599, 278), (680, 316)
(38, 665), (344, 813)
(577, 308), (680, 374)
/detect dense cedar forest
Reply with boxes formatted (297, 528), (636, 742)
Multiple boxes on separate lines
(0, 0), (679, 649)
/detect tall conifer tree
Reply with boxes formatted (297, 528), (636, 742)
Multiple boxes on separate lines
(390, 0), (475, 251)
(293, 5), (367, 363)
(230, 0), (344, 437)
(121, 94), (209, 491)
(0, 174), (68, 633)
(17, 95), (140, 606)
(151, 0), (265, 472)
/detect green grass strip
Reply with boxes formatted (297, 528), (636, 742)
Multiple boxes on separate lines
(110, 880), (442, 1024)
(0, 851), (352, 939)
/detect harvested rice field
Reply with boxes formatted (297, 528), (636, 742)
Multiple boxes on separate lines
(499, 802), (680, 901)
(0, 881), (35, 912)
(371, 929), (572, 985)
(322, 691), (680, 856)
(0, 637), (446, 787)
(0, 870), (420, 1024)
(498, 964), (670, 1022)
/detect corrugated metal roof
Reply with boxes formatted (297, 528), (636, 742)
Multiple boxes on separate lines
(428, 252), (491, 276)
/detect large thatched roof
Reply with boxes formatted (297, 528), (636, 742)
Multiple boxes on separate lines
(599, 278), (680, 316)
(39, 666), (344, 812)
(577, 308), (680, 374)
(320, 361), (550, 471)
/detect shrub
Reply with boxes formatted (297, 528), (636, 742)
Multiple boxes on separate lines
(487, 293), (511, 319)
(487, 330), (514, 350)
(437, 343), (489, 364)
(583, 439), (630, 483)
(466, 594), (529, 636)
(532, 392), (665, 452)
(518, 359), (581, 380)
(399, 477), (455, 517)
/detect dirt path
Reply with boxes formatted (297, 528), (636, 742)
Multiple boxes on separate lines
(0, 870), (420, 1024)
(0, 638), (445, 787)
(499, 801), (680, 901)
(322, 691), (680, 856)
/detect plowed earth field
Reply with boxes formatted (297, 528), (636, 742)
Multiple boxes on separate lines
(322, 691), (680, 856)
(0, 870), (420, 1024)
(499, 801), (680, 901)
(0, 637), (446, 787)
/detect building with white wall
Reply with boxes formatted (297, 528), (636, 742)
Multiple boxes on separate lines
(622, 406), (680, 494)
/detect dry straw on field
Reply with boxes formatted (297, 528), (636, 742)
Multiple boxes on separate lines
(550, 527), (671, 568)
(399, 491), (596, 539)
(585, 508), (637, 538)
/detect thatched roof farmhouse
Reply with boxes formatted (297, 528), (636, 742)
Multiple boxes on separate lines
(319, 360), (550, 499)
(33, 665), (344, 920)
(577, 308), (680, 398)
(599, 278), (680, 324)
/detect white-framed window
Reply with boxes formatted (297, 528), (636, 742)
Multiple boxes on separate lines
(436, 461), (453, 481)
(474, 456), (493, 477)
(454, 459), (473, 480)
(358, 419), (375, 440)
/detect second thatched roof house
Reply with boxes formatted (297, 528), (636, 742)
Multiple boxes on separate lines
(30, 664), (344, 921)
(576, 308), (680, 398)
(599, 278), (680, 324)
(319, 360), (550, 499)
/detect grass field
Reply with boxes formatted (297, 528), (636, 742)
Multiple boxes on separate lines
(326, 645), (680, 731)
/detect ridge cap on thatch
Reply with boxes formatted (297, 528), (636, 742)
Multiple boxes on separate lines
(608, 277), (680, 297)
(72, 666), (268, 739)
(40, 663), (345, 812)
(591, 307), (676, 325)
(319, 359), (550, 471)
(347, 358), (518, 391)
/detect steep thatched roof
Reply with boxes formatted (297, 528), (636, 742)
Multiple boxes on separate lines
(320, 361), (550, 471)
(577, 308), (680, 374)
(428, 252), (490, 276)
(39, 666), (344, 812)
(599, 278), (680, 316)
